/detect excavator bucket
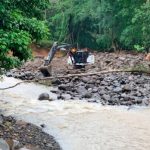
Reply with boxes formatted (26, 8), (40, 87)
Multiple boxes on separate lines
(39, 42), (58, 77)
(39, 65), (52, 77)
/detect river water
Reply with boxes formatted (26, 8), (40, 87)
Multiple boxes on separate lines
(0, 77), (150, 150)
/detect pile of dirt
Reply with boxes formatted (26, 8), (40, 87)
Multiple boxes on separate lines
(0, 115), (61, 150)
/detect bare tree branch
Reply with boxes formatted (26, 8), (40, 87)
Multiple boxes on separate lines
(0, 80), (36, 90)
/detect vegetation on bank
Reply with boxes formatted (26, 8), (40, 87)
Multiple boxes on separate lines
(0, 0), (49, 71)
(0, 0), (150, 71)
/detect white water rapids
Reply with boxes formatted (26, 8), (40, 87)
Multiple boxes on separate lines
(0, 77), (150, 150)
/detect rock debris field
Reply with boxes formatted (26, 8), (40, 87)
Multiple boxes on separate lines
(6, 52), (150, 106)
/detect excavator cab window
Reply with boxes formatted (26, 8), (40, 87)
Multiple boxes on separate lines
(72, 51), (89, 64)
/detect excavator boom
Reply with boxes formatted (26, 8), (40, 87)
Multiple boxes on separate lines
(44, 42), (71, 66)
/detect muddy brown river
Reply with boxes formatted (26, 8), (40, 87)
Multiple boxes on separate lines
(0, 77), (150, 150)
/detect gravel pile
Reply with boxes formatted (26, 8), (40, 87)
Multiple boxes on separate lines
(0, 115), (61, 150)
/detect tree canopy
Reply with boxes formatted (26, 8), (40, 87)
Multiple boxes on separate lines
(47, 0), (150, 51)
(0, 0), (49, 71)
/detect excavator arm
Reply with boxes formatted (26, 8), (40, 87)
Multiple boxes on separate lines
(44, 42), (71, 66)
(39, 42), (71, 77)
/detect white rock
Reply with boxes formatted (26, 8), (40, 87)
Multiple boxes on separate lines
(0, 139), (9, 150)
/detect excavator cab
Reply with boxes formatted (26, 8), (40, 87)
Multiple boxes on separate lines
(68, 48), (94, 68)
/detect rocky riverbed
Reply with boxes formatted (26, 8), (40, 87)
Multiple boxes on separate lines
(0, 115), (61, 150)
(47, 72), (150, 106)
(5, 52), (150, 106)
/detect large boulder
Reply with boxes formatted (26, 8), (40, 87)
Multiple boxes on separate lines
(0, 139), (9, 150)
(38, 93), (50, 100)
(82, 92), (92, 99)
(58, 84), (72, 91)
(0, 139), (19, 150)
(51, 79), (61, 85)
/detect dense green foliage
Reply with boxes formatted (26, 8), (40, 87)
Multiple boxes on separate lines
(0, 0), (49, 71)
(47, 0), (150, 51)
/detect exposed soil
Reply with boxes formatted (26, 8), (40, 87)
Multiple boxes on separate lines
(0, 115), (61, 150)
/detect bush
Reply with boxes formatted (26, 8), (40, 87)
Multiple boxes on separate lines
(96, 35), (111, 50)
(133, 45), (145, 53)
(0, 0), (50, 70)
(37, 40), (53, 48)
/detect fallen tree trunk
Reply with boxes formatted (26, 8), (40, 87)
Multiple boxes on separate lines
(0, 69), (150, 90)
(39, 69), (150, 80)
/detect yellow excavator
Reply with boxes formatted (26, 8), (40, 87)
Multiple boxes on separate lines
(40, 42), (95, 76)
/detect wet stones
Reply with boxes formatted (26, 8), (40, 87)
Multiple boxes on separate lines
(36, 72), (150, 106)
(0, 139), (9, 150)
(0, 115), (4, 124)
(82, 93), (92, 99)
(6, 51), (150, 106)
(52, 73), (150, 106)
(51, 79), (61, 85)
(102, 94), (111, 101)
(122, 84), (132, 92)
(0, 115), (61, 150)
(6, 70), (36, 80)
